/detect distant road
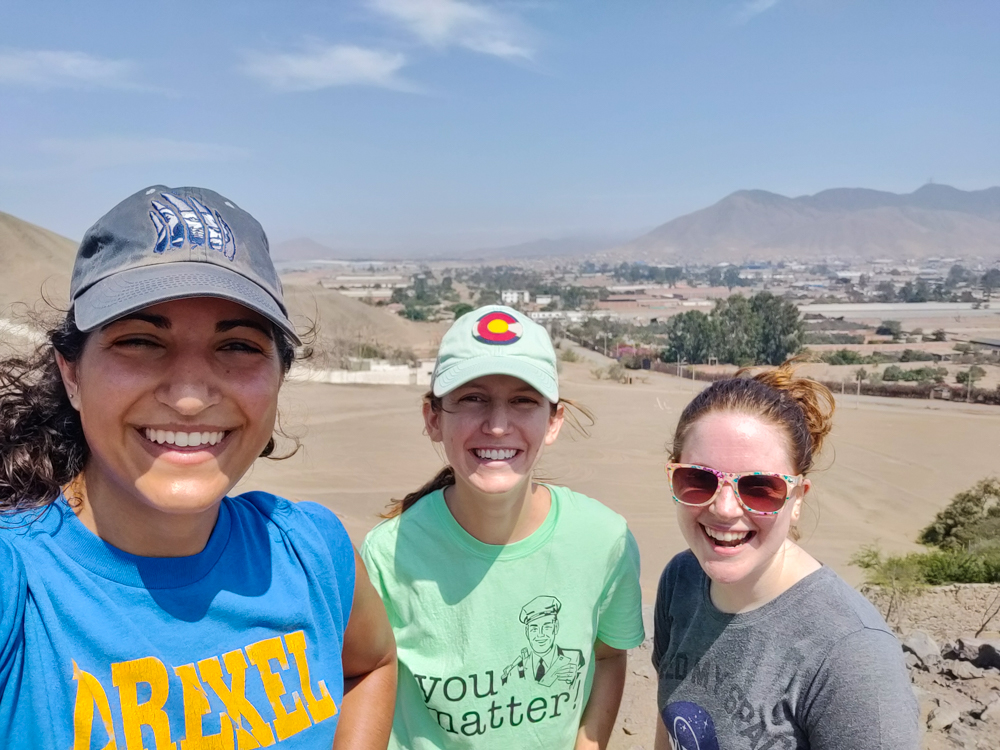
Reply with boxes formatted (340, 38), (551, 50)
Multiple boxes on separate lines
(797, 298), (1000, 318)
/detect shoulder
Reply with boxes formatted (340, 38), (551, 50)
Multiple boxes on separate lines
(229, 492), (354, 568)
(800, 567), (895, 637)
(549, 485), (638, 572)
(548, 485), (628, 539)
(0, 534), (27, 596)
(654, 551), (703, 620)
(361, 489), (444, 561)
(657, 550), (702, 592)
(0, 535), (27, 645)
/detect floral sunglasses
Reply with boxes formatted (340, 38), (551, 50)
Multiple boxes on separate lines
(665, 463), (804, 515)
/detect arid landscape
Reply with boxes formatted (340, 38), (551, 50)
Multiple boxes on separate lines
(237, 358), (1000, 749)
(3, 208), (1000, 747)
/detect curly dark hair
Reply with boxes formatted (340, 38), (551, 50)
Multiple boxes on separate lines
(0, 311), (299, 514)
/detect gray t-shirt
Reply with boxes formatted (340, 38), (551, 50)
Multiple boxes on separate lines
(653, 551), (919, 750)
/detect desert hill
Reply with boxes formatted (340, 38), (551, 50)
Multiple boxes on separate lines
(0, 211), (76, 310)
(619, 184), (1000, 262)
(282, 283), (445, 358)
(0, 210), (439, 356)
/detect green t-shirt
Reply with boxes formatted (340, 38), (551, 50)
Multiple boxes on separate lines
(361, 484), (645, 750)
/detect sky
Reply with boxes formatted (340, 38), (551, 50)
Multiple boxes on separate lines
(1, 0), (998, 254)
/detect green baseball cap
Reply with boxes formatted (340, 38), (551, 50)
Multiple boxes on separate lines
(431, 305), (559, 403)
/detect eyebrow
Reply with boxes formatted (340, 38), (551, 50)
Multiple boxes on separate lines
(101, 314), (272, 338)
(102, 313), (169, 330)
(216, 318), (273, 337)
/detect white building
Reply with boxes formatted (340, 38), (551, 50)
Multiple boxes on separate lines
(501, 289), (531, 305)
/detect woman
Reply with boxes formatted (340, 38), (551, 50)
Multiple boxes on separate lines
(361, 306), (644, 749)
(653, 363), (919, 749)
(0, 186), (396, 749)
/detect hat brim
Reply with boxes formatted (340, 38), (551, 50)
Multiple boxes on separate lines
(432, 355), (559, 403)
(73, 262), (301, 345)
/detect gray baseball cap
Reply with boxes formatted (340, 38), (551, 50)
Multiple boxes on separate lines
(70, 185), (299, 344)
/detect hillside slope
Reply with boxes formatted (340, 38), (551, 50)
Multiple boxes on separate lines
(282, 284), (445, 358)
(0, 211), (76, 309)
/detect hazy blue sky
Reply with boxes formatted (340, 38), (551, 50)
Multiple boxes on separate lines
(2, 0), (997, 252)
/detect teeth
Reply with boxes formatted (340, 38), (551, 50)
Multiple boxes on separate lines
(475, 448), (517, 461)
(143, 429), (225, 448)
(704, 527), (751, 543)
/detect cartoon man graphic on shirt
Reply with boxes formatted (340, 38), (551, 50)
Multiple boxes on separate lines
(501, 596), (585, 689)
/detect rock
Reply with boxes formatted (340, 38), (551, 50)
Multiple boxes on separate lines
(927, 704), (960, 731)
(946, 721), (979, 748)
(980, 693), (1000, 723)
(902, 630), (941, 668)
(904, 652), (921, 670)
(944, 638), (1000, 670)
(975, 642), (1000, 671)
(620, 717), (638, 736)
(943, 662), (985, 680)
(943, 638), (983, 661)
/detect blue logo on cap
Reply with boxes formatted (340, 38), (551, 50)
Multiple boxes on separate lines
(149, 192), (236, 260)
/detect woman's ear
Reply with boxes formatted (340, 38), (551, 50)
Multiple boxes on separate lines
(790, 478), (811, 522)
(544, 401), (565, 446)
(423, 400), (443, 443)
(55, 351), (81, 412)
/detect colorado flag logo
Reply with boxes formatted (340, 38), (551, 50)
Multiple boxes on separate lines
(474, 311), (523, 345)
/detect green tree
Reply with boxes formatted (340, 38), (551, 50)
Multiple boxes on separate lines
(712, 295), (761, 366)
(749, 292), (804, 365)
(919, 478), (1000, 551)
(875, 281), (896, 302)
(956, 365), (987, 386)
(663, 267), (683, 287)
(707, 267), (723, 287)
(662, 311), (718, 364)
(450, 302), (474, 318)
(401, 305), (427, 321)
(982, 268), (1000, 300)
(946, 264), (970, 289)
(882, 365), (903, 381)
(875, 320), (902, 339)
(723, 266), (742, 291)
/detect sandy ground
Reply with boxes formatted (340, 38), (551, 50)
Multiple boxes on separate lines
(245, 357), (1000, 595)
(238, 357), (1000, 748)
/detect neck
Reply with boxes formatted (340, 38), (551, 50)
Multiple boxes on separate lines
(444, 476), (551, 545)
(709, 540), (821, 614)
(67, 472), (220, 558)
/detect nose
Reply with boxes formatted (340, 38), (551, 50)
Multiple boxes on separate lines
(483, 400), (510, 436)
(710, 480), (744, 520)
(155, 350), (222, 415)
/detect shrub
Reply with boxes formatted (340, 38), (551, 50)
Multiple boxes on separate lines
(559, 348), (580, 363)
(882, 365), (904, 381)
(919, 478), (1000, 550)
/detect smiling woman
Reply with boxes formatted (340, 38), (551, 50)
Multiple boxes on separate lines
(0, 186), (396, 749)
(360, 306), (645, 750)
(653, 363), (920, 750)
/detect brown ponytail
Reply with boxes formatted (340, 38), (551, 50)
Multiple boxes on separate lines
(671, 358), (835, 475)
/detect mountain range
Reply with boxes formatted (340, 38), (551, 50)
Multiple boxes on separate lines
(619, 184), (1000, 262)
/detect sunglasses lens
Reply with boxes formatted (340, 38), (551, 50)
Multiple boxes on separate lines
(671, 467), (719, 505)
(736, 475), (788, 513)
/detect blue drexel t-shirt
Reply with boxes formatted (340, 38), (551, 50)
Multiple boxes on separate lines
(0, 492), (355, 749)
